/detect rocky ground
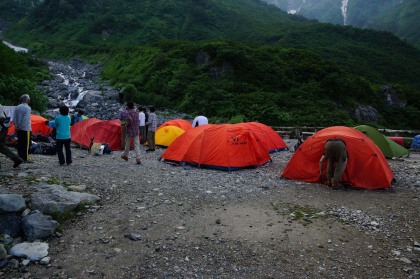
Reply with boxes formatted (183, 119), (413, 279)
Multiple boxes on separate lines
(1, 140), (419, 279)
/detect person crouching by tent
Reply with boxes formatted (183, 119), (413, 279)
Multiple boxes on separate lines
(45, 120), (56, 139)
(55, 105), (72, 166)
(121, 101), (141, 164)
(319, 138), (348, 190)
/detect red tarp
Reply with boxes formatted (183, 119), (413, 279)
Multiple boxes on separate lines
(161, 124), (271, 170)
(71, 118), (122, 151)
(282, 126), (394, 190)
(388, 136), (404, 147)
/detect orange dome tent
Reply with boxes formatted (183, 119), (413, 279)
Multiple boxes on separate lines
(71, 119), (122, 151)
(236, 122), (288, 153)
(8, 114), (51, 136)
(282, 126), (394, 190)
(161, 124), (271, 170)
(158, 119), (192, 132)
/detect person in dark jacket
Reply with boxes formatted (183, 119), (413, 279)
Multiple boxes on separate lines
(0, 104), (23, 168)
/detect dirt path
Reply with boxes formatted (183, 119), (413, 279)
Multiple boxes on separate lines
(1, 143), (419, 278)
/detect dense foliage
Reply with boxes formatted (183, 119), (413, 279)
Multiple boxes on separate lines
(0, 43), (49, 112)
(99, 41), (419, 128)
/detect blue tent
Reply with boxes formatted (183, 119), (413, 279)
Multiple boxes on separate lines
(411, 135), (420, 149)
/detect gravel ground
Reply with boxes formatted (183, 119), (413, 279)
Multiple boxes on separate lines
(1, 139), (419, 279)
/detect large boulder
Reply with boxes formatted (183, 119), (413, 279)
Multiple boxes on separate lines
(30, 183), (100, 214)
(83, 90), (104, 102)
(0, 194), (26, 212)
(21, 210), (59, 241)
(352, 105), (380, 123)
(47, 99), (61, 109)
(380, 85), (407, 108)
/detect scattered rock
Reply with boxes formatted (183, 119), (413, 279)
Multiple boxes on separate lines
(10, 242), (49, 261)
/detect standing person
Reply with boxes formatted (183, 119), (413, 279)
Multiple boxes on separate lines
(13, 94), (32, 162)
(138, 107), (146, 145)
(146, 106), (157, 152)
(192, 112), (208, 127)
(0, 104), (23, 168)
(144, 107), (149, 142)
(319, 138), (348, 190)
(55, 105), (72, 166)
(73, 110), (85, 125)
(121, 101), (141, 164)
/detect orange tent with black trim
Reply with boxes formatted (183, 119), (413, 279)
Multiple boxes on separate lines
(236, 122), (288, 153)
(71, 119), (122, 150)
(158, 119), (192, 132)
(282, 126), (394, 190)
(8, 114), (51, 136)
(161, 124), (271, 170)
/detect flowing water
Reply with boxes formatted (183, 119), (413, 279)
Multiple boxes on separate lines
(341, 0), (349, 25)
(2, 41), (28, 53)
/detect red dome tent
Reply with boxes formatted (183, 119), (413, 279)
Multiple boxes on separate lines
(71, 119), (122, 151)
(236, 122), (288, 153)
(282, 126), (394, 190)
(8, 114), (51, 136)
(161, 124), (271, 171)
(158, 119), (192, 132)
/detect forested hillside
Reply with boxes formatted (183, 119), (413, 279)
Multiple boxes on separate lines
(0, 43), (48, 111)
(0, 0), (419, 128)
(367, 0), (420, 49)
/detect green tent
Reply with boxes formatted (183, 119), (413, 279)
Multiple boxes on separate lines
(354, 125), (409, 159)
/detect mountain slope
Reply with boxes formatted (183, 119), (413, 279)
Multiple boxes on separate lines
(3, 0), (420, 87)
(262, 0), (420, 48)
(367, 0), (420, 48)
(4, 0), (294, 45)
(1, 0), (419, 128)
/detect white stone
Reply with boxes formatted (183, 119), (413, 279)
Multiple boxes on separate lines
(40, 257), (50, 265)
(392, 250), (401, 256)
(10, 242), (49, 261)
(400, 257), (412, 264)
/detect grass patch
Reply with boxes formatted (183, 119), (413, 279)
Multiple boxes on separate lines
(271, 202), (326, 226)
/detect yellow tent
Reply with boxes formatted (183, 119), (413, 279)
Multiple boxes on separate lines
(155, 125), (186, 147)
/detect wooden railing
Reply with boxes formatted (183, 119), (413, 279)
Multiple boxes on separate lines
(270, 126), (420, 141)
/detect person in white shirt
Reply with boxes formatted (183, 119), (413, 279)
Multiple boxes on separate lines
(138, 107), (146, 144)
(192, 113), (208, 128)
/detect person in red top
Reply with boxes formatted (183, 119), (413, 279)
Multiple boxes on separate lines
(121, 101), (141, 164)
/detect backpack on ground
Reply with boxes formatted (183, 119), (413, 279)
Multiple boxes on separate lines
(39, 142), (57, 155)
